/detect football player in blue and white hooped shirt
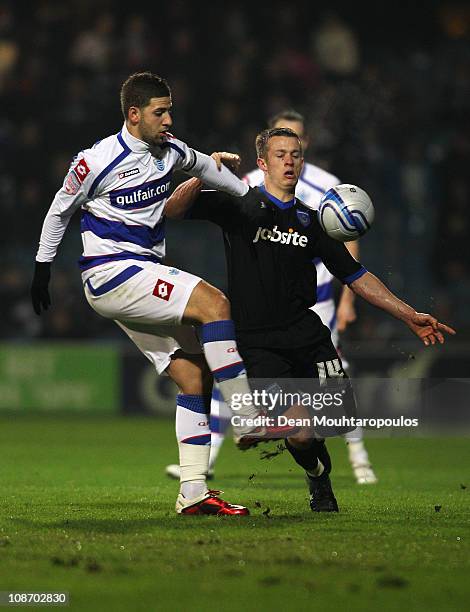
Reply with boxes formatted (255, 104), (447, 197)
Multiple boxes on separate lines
(31, 72), (276, 516)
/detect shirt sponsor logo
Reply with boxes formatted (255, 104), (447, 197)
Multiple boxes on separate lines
(118, 168), (140, 179)
(253, 225), (309, 247)
(153, 279), (174, 301)
(109, 174), (172, 209)
(73, 158), (90, 183)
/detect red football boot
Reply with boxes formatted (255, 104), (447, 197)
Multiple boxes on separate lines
(176, 490), (249, 515)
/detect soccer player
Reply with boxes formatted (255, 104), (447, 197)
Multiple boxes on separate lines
(163, 127), (455, 512)
(167, 109), (377, 484)
(247, 110), (376, 483)
(30, 71), (277, 516)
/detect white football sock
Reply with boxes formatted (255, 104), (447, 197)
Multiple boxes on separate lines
(208, 385), (230, 469)
(344, 425), (363, 443)
(176, 394), (211, 496)
(347, 440), (370, 468)
(209, 433), (224, 470)
(201, 321), (260, 426)
(180, 479), (207, 499)
(306, 460), (325, 478)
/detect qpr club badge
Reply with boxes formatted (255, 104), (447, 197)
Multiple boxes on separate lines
(296, 209), (311, 227)
(154, 158), (165, 171)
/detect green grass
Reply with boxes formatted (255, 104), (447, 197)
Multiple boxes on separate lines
(0, 415), (469, 611)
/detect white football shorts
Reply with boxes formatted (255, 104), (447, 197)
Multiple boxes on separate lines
(83, 259), (203, 373)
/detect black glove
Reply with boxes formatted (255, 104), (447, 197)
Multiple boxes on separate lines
(31, 261), (51, 315)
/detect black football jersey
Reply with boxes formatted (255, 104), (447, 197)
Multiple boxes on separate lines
(187, 186), (366, 344)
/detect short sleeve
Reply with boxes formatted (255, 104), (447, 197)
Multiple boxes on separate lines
(315, 227), (367, 284)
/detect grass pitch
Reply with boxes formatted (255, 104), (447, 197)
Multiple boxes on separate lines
(0, 414), (469, 611)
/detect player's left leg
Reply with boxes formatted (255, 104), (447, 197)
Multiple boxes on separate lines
(165, 384), (231, 480)
(166, 353), (248, 516)
(334, 329), (378, 484)
(208, 385), (231, 473)
(344, 426), (378, 484)
(236, 342), (339, 512)
(286, 336), (360, 513)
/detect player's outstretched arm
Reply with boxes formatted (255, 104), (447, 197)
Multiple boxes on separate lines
(165, 152), (241, 220)
(336, 239), (359, 332)
(164, 178), (203, 220)
(186, 149), (248, 197)
(350, 271), (456, 346)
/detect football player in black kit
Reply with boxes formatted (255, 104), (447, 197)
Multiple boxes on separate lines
(164, 128), (455, 512)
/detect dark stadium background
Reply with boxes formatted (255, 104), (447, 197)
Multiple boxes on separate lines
(1, 0), (469, 414)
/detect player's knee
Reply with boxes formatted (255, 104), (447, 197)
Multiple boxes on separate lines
(204, 289), (231, 322)
(287, 430), (315, 448)
(184, 282), (231, 324)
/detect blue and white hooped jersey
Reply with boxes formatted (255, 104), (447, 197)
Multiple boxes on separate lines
(244, 163), (340, 330)
(37, 123), (196, 277)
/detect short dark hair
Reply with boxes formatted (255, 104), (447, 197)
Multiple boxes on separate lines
(256, 127), (302, 158)
(268, 109), (305, 128)
(120, 72), (171, 119)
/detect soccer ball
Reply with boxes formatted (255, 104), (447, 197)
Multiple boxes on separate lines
(318, 184), (374, 242)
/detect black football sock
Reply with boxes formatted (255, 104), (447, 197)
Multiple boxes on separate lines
(285, 439), (332, 475)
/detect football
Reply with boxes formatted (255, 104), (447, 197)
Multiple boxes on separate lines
(318, 184), (375, 242)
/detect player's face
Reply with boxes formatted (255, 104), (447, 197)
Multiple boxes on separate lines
(260, 136), (304, 191)
(134, 97), (173, 146)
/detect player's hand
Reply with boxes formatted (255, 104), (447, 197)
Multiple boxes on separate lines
(405, 312), (456, 346)
(211, 152), (241, 173)
(31, 261), (51, 315)
(336, 301), (357, 332)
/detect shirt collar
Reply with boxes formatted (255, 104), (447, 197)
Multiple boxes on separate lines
(120, 122), (151, 154)
(120, 123), (168, 166)
(259, 184), (296, 210)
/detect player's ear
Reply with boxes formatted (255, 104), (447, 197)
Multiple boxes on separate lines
(128, 106), (141, 125)
(257, 157), (268, 173)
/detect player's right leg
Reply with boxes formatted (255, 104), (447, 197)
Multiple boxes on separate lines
(183, 279), (295, 447)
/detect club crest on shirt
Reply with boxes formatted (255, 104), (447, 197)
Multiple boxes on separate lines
(296, 209), (311, 227)
(154, 158), (165, 171)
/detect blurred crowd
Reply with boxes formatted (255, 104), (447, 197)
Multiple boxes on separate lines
(1, 0), (469, 342)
